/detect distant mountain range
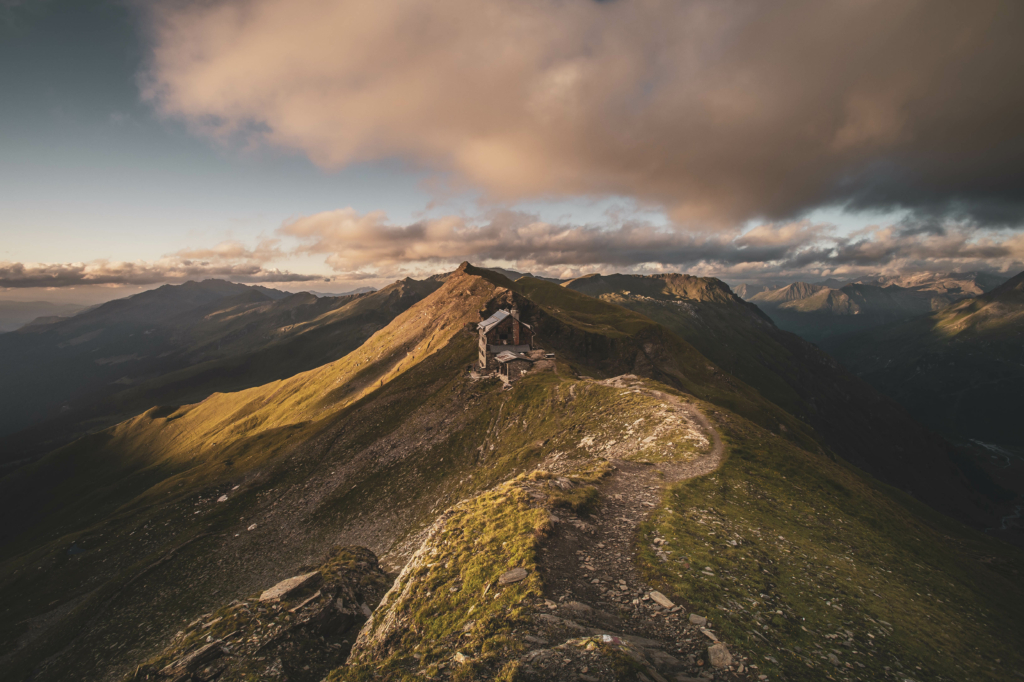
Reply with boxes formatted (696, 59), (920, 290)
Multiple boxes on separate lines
(304, 286), (377, 297)
(484, 266), (565, 283)
(828, 270), (1024, 448)
(741, 271), (1008, 342)
(0, 278), (441, 464)
(0, 300), (86, 333)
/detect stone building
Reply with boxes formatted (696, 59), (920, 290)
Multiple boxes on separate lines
(477, 306), (535, 370)
(495, 350), (534, 383)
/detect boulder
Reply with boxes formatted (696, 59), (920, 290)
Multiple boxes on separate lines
(259, 571), (322, 602)
(688, 613), (707, 627)
(498, 567), (528, 585)
(707, 643), (732, 668)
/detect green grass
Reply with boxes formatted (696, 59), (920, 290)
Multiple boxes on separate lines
(636, 411), (1024, 681)
(333, 480), (549, 681)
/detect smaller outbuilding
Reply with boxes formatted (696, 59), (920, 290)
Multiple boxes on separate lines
(494, 350), (534, 384)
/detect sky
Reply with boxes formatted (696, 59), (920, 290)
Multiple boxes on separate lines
(1, 0), (1023, 303)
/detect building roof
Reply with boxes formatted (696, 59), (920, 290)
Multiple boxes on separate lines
(478, 309), (533, 331)
(494, 350), (534, 364)
(478, 309), (509, 330)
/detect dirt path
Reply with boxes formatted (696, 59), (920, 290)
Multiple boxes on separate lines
(520, 381), (758, 682)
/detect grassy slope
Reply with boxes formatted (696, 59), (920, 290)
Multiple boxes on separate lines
(826, 271), (1024, 446)
(0, 278), (440, 463)
(322, 374), (1024, 681)
(560, 273), (1002, 529)
(501, 272), (820, 455)
(0, 267), (504, 680)
(639, 407), (1024, 681)
(2, 264), (1022, 681)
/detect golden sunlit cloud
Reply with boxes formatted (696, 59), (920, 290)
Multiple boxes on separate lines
(144, 0), (1024, 227)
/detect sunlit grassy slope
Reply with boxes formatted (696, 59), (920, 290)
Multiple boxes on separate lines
(0, 277), (440, 463)
(1, 264), (1021, 682)
(0, 269), (488, 546)
(0, 265), (509, 680)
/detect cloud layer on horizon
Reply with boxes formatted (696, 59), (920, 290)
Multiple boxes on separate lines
(144, 0), (1024, 227)
(281, 208), (1024, 284)
(0, 254), (326, 289)
(4, 211), (1022, 289)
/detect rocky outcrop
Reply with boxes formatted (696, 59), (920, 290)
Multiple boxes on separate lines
(346, 511), (454, 663)
(130, 547), (389, 682)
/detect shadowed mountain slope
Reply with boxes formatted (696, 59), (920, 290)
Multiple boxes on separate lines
(1, 265), (1022, 682)
(827, 270), (1024, 448)
(747, 273), (1008, 343)
(0, 301), (86, 333)
(562, 272), (1010, 532)
(0, 278), (441, 464)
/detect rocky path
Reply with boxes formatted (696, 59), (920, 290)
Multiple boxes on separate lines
(520, 382), (761, 682)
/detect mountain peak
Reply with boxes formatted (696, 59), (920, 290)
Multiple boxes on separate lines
(561, 272), (739, 304)
(987, 269), (1024, 299)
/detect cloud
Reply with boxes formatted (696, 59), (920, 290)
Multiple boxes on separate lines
(0, 257), (326, 288)
(5, 211), (1020, 290)
(143, 0), (1024, 226)
(173, 238), (284, 263)
(280, 208), (1024, 284)
(280, 209), (825, 274)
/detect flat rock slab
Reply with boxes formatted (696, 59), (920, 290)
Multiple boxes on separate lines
(260, 571), (322, 602)
(498, 567), (528, 585)
(159, 641), (224, 675)
(648, 590), (674, 609)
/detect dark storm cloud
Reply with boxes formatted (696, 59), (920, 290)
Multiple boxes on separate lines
(146, 0), (1024, 227)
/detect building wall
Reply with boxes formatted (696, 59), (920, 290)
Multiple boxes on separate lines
(499, 359), (532, 384)
(508, 359), (531, 381)
(479, 315), (535, 369)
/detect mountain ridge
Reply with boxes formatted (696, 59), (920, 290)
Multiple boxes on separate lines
(0, 277), (442, 465)
(1, 264), (1021, 682)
